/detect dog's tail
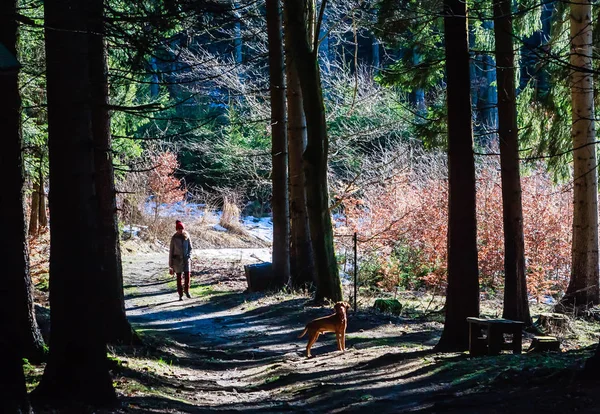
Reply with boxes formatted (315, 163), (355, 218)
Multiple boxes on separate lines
(298, 327), (308, 338)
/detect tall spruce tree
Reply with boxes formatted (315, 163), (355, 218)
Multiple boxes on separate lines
(560, 0), (598, 311)
(435, 0), (480, 351)
(32, 0), (116, 405)
(89, 0), (137, 344)
(284, 0), (342, 302)
(284, 3), (316, 289)
(493, 0), (531, 325)
(0, 1), (42, 411)
(266, 0), (291, 288)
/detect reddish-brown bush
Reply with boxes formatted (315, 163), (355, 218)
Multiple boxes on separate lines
(148, 151), (186, 220)
(337, 163), (572, 300)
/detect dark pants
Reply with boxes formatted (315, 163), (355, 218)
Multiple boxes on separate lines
(176, 272), (191, 297)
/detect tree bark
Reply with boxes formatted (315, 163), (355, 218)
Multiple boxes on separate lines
(283, 0), (342, 302)
(29, 180), (40, 236)
(493, 0), (531, 325)
(266, 0), (291, 288)
(435, 0), (480, 352)
(38, 165), (48, 229)
(284, 6), (316, 288)
(0, 1), (43, 410)
(89, 0), (137, 345)
(583, 338), (600, 378)
(560, 0), (599, 310)
(32, 0), (116, 406)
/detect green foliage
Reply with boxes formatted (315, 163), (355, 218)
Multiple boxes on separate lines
(518, 82), (572, 182)
(17, 1), (48, 183)
(357, 254), (385, 288)
(376, 0), (444, 92)
(374, 0), (449, 150)
(373, 298), (403, 315)
(513, 0), (543, 38)
(34, 273), (49, 292)
(391, 244), (431, 290)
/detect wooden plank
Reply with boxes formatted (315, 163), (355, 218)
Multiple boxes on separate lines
(467, 317), (525, 326)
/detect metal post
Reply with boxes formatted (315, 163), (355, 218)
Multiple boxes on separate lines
(353, 232), (358, 313)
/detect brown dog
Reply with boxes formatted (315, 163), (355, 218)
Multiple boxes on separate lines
(298, 301), (351, 357)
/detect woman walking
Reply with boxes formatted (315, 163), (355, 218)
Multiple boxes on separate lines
(169, 220), (193, 300)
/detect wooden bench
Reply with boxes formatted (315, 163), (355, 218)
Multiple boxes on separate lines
(467, 317), (524, 356)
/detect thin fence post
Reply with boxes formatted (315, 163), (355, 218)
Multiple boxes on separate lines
(353, 232), (358, 313)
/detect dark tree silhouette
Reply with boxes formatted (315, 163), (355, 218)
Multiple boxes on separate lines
(0, 1), (44, 411)
(284, 3), (316, 289)
(284, 0), (342, 302)
(560, 0), (598, 311)
(31, 0), (116, 406)
(493, 0), (531, 325)
(89, 0), (138, 345)
(266, 0), (291, 288)
(435, 0), (479, 352)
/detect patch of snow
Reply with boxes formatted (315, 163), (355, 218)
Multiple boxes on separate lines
(137, 199), (275, 242)
(241, 215), (273, 243)
(122, 225), (147, 237)
(144, 198), (207, 218)
(193, 248), (271, 263)
(213, 224), (228, 232)
(340, 271), (353, 286)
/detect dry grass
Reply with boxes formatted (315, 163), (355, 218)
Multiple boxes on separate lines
(130, 209), (266, 251)
(219, 197), (247, 235)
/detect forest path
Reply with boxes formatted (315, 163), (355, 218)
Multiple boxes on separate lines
(120, 249), (452, 413)
(118, 250), (592, 413)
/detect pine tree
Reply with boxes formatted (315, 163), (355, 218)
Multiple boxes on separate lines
(560, 0), (598, 311)
(435, 0), (480, 352)
(284, 0), (342, 302)
(266, 0), (291, 288)
(493, 0), (531, 325)
(0, 1), (43, 410)
(284, 3), (316, 289)
(89, 0), (138, 345)
(32, 0), (116, 405)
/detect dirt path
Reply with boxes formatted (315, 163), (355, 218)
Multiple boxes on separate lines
(119, 250), (600, 413)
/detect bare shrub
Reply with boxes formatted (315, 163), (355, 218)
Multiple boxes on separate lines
(336, 141), (572, 298)
(219, 194), (247, 235)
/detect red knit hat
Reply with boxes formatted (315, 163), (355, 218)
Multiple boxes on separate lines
(175, 220), (185, 230)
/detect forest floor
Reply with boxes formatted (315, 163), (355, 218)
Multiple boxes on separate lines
(28, 240), (600, 413)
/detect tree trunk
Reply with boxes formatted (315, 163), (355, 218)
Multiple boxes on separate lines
(89, 0), (137, 345)
(0, 2), (43, 410)
(284, 7), (316, 288)
(0, 343), (31, 414)
(29, 180), (40, 236)
(583, 339), (600, 378)
(266, 0), (291, 288)
(284, 0), (342, 302)
(435, 0), (480, 352)
(38, 165), (48, 229)
(560, 0), (599, 311)
(493, 0), (531, 325)
(32, 0), (116, 406)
